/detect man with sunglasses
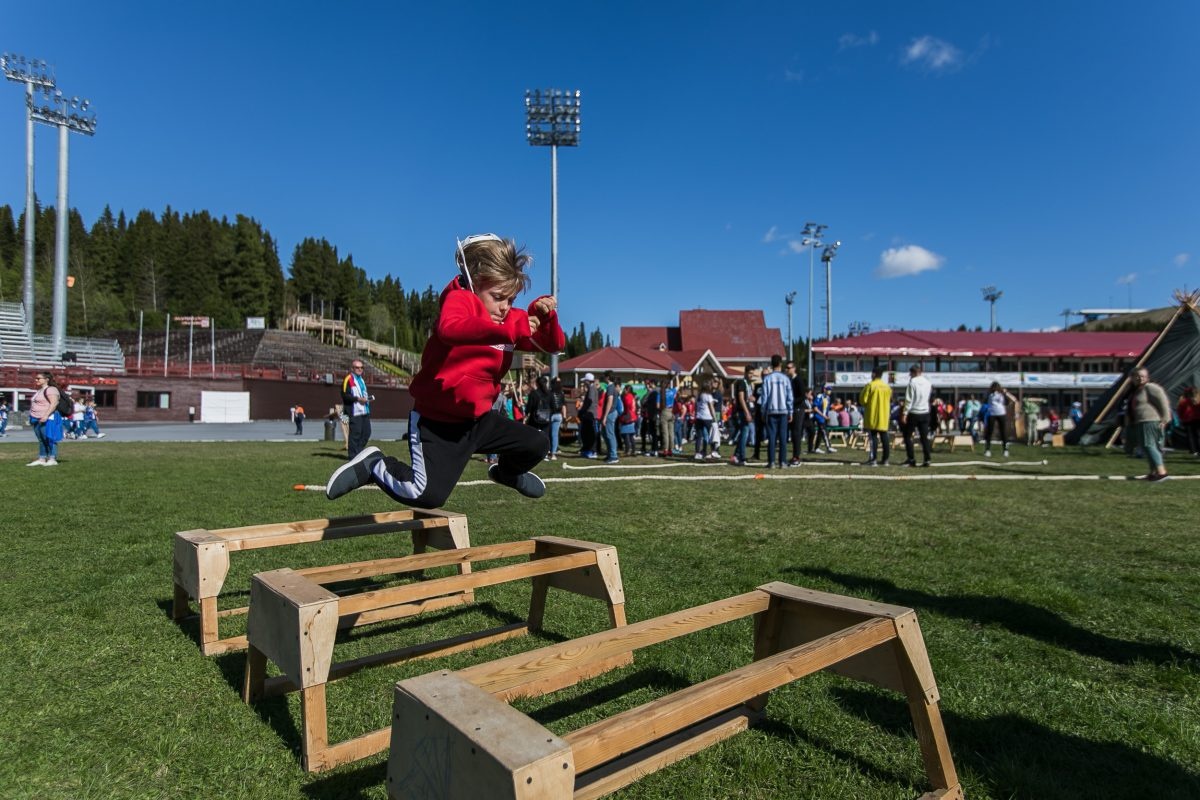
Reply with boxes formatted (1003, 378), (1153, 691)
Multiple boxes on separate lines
(341, 360), (373, 459)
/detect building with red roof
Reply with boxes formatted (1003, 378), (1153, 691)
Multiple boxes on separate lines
(558, 310), (785, 385)
(812, 329), (1155, 406)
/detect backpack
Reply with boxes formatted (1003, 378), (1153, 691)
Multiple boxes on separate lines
(532, 392), (552, 425)
(613, 391), (624, 417)
(55, 389), (73, 418)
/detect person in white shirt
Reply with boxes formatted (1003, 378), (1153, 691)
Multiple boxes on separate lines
(983, 381), (1013, 457)
(900, 364), (933, 467)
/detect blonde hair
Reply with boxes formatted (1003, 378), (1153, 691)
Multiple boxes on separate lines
(458, 238), (532, 297)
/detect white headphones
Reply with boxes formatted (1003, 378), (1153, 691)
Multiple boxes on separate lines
(455, 233), (502, 292)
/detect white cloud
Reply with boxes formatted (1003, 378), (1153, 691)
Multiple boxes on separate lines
(901, 36), (963, 73)
(787, 240), (812, 254)
(1116, 272), (1137, 285)
(784, 68), (805, 83)
(1174, 252), (1190, 267)
(875, 245), (944, 279)
(763, 226), (780, 243)
(838, 31), (879, 50)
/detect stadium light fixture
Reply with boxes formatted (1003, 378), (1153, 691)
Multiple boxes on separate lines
(2, 53), (55, 338)
(981, 286), (1003, 332)
(525, 88), (580, 378)
(800, 222), (828, 386)
(30, 86), (98, 359)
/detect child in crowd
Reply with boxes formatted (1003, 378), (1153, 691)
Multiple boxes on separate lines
(326, 234), (565, 507)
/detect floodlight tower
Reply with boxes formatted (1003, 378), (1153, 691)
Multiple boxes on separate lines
(821, 240), (841, 341)
(848, 321), (870, 337)
(784, 291), (796, 363)
(800, 222), (828, 386)
(525, 88), (580, 378)
(1060, 308), (1075, 330)
(981, 286), (1003, 332)
(1, 53), (55, 337)
(30, 87), (97, 359)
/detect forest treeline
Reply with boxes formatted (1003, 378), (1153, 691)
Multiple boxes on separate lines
(0, 202), (606, 357)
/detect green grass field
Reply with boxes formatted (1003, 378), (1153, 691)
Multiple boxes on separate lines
(1, 437), (1198, 799)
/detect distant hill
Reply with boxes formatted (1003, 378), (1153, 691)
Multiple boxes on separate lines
(1072, 306), (1174, 332)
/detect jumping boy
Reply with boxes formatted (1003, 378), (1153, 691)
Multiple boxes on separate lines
(326, 234), (565, 508)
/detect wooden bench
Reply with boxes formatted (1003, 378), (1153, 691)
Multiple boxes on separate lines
(934, 433), (976, 453)
(172, 508), (470, 655)
(243, 536), (629, 773)
(387, 581), (961, 800)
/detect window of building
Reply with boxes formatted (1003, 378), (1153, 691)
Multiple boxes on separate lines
(1022, 360), (1051, 372)
(92, 390), (116, 408)
(948, 360), (983, 372)
(893, 360), (925, 373)
(137, 391), (170, 409)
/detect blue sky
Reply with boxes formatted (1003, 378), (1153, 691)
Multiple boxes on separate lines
(2, 2), (1197, 345)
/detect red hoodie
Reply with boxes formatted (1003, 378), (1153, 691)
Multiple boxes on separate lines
(408, 277), (566, 423)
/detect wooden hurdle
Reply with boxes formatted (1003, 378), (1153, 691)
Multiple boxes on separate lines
(242, 536), (629, 773)
(388, 581), (961, 800)
(172, 508), (470, 655)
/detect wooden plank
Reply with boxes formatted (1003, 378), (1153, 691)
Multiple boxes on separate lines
(310, 727), (392, 774)
(459, 591), (771, 696)
(563, 616), (895, 773)
(300, 683), (330, 773)
(297, 540), (534, 584)
(246, 569), (339, 688)
(389, 672), (574, 800)
(338, 550), (597, 617)
(210, 508), (424, 541)
(173, 530), (229, 600)
(229, 515), (451, 552)
(532, 539), (626, 607)
(259, 623), (531, 699)
(573, 707), (760, 800)
(337, 592), (471, 629)
(758, 581), (913, 620)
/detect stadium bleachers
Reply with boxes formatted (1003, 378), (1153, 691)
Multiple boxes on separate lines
(0, 301), (125, 373)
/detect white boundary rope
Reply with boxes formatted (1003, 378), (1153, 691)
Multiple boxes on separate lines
(294, 470), (1196, 491)
(560, 458), (1051, 470)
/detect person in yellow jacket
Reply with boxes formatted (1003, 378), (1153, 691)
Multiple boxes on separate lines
(858, 367), (893, 466)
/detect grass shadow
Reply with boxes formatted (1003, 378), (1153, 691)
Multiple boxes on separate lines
(523, 666), (692, 728)
(311, 451), (348, 461)
(300, 760), (388, 800)
(786, 567), (1200, 668)
(822, 685), (1200, 799)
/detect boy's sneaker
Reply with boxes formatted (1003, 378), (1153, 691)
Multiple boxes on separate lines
(1147, 473), (1170, 483)
(605, 457), (620, 464)
(44, 458), (58, 467)
(1003, 449), (1010, 458)
(326, 446), (382, 499)
(984, 450), (992, 457)
(488, 464), (546, 498)
(26, 458), (45, 466)
(694, 453), (704, 461)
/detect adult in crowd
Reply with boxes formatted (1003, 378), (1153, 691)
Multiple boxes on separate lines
(785, 361), (804, 465)
(812, 383), (836, 454)
(1176, 387), (1200, 456)
(729, 365), (754, 466)
(1022, 396), (1042, 446)
(525, 374), (555, 443)
(293, 403), (306, 435)
(619, 383), (639, 456)
(760, 354), (794, 469)
(0, 398), (9, 436)
(27, 371), (63, 467)
(659, 374), (677, 458)
(693, 380), (717, 460)
(859, 367), (893, 467)
(982, 381), (1014, 458)
(1129, 367), (1171, 482)
(602, 370), (621, 464)
(577, 373), (598, 458)
(901, 364), (933, 467)
(341, 359), (373, 459)
(548, 376), (566, 461)
(640, 379), (661, 455)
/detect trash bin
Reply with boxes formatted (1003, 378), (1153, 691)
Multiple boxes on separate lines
(188, 406), (196, 423)
(324, 420), (335, 441)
